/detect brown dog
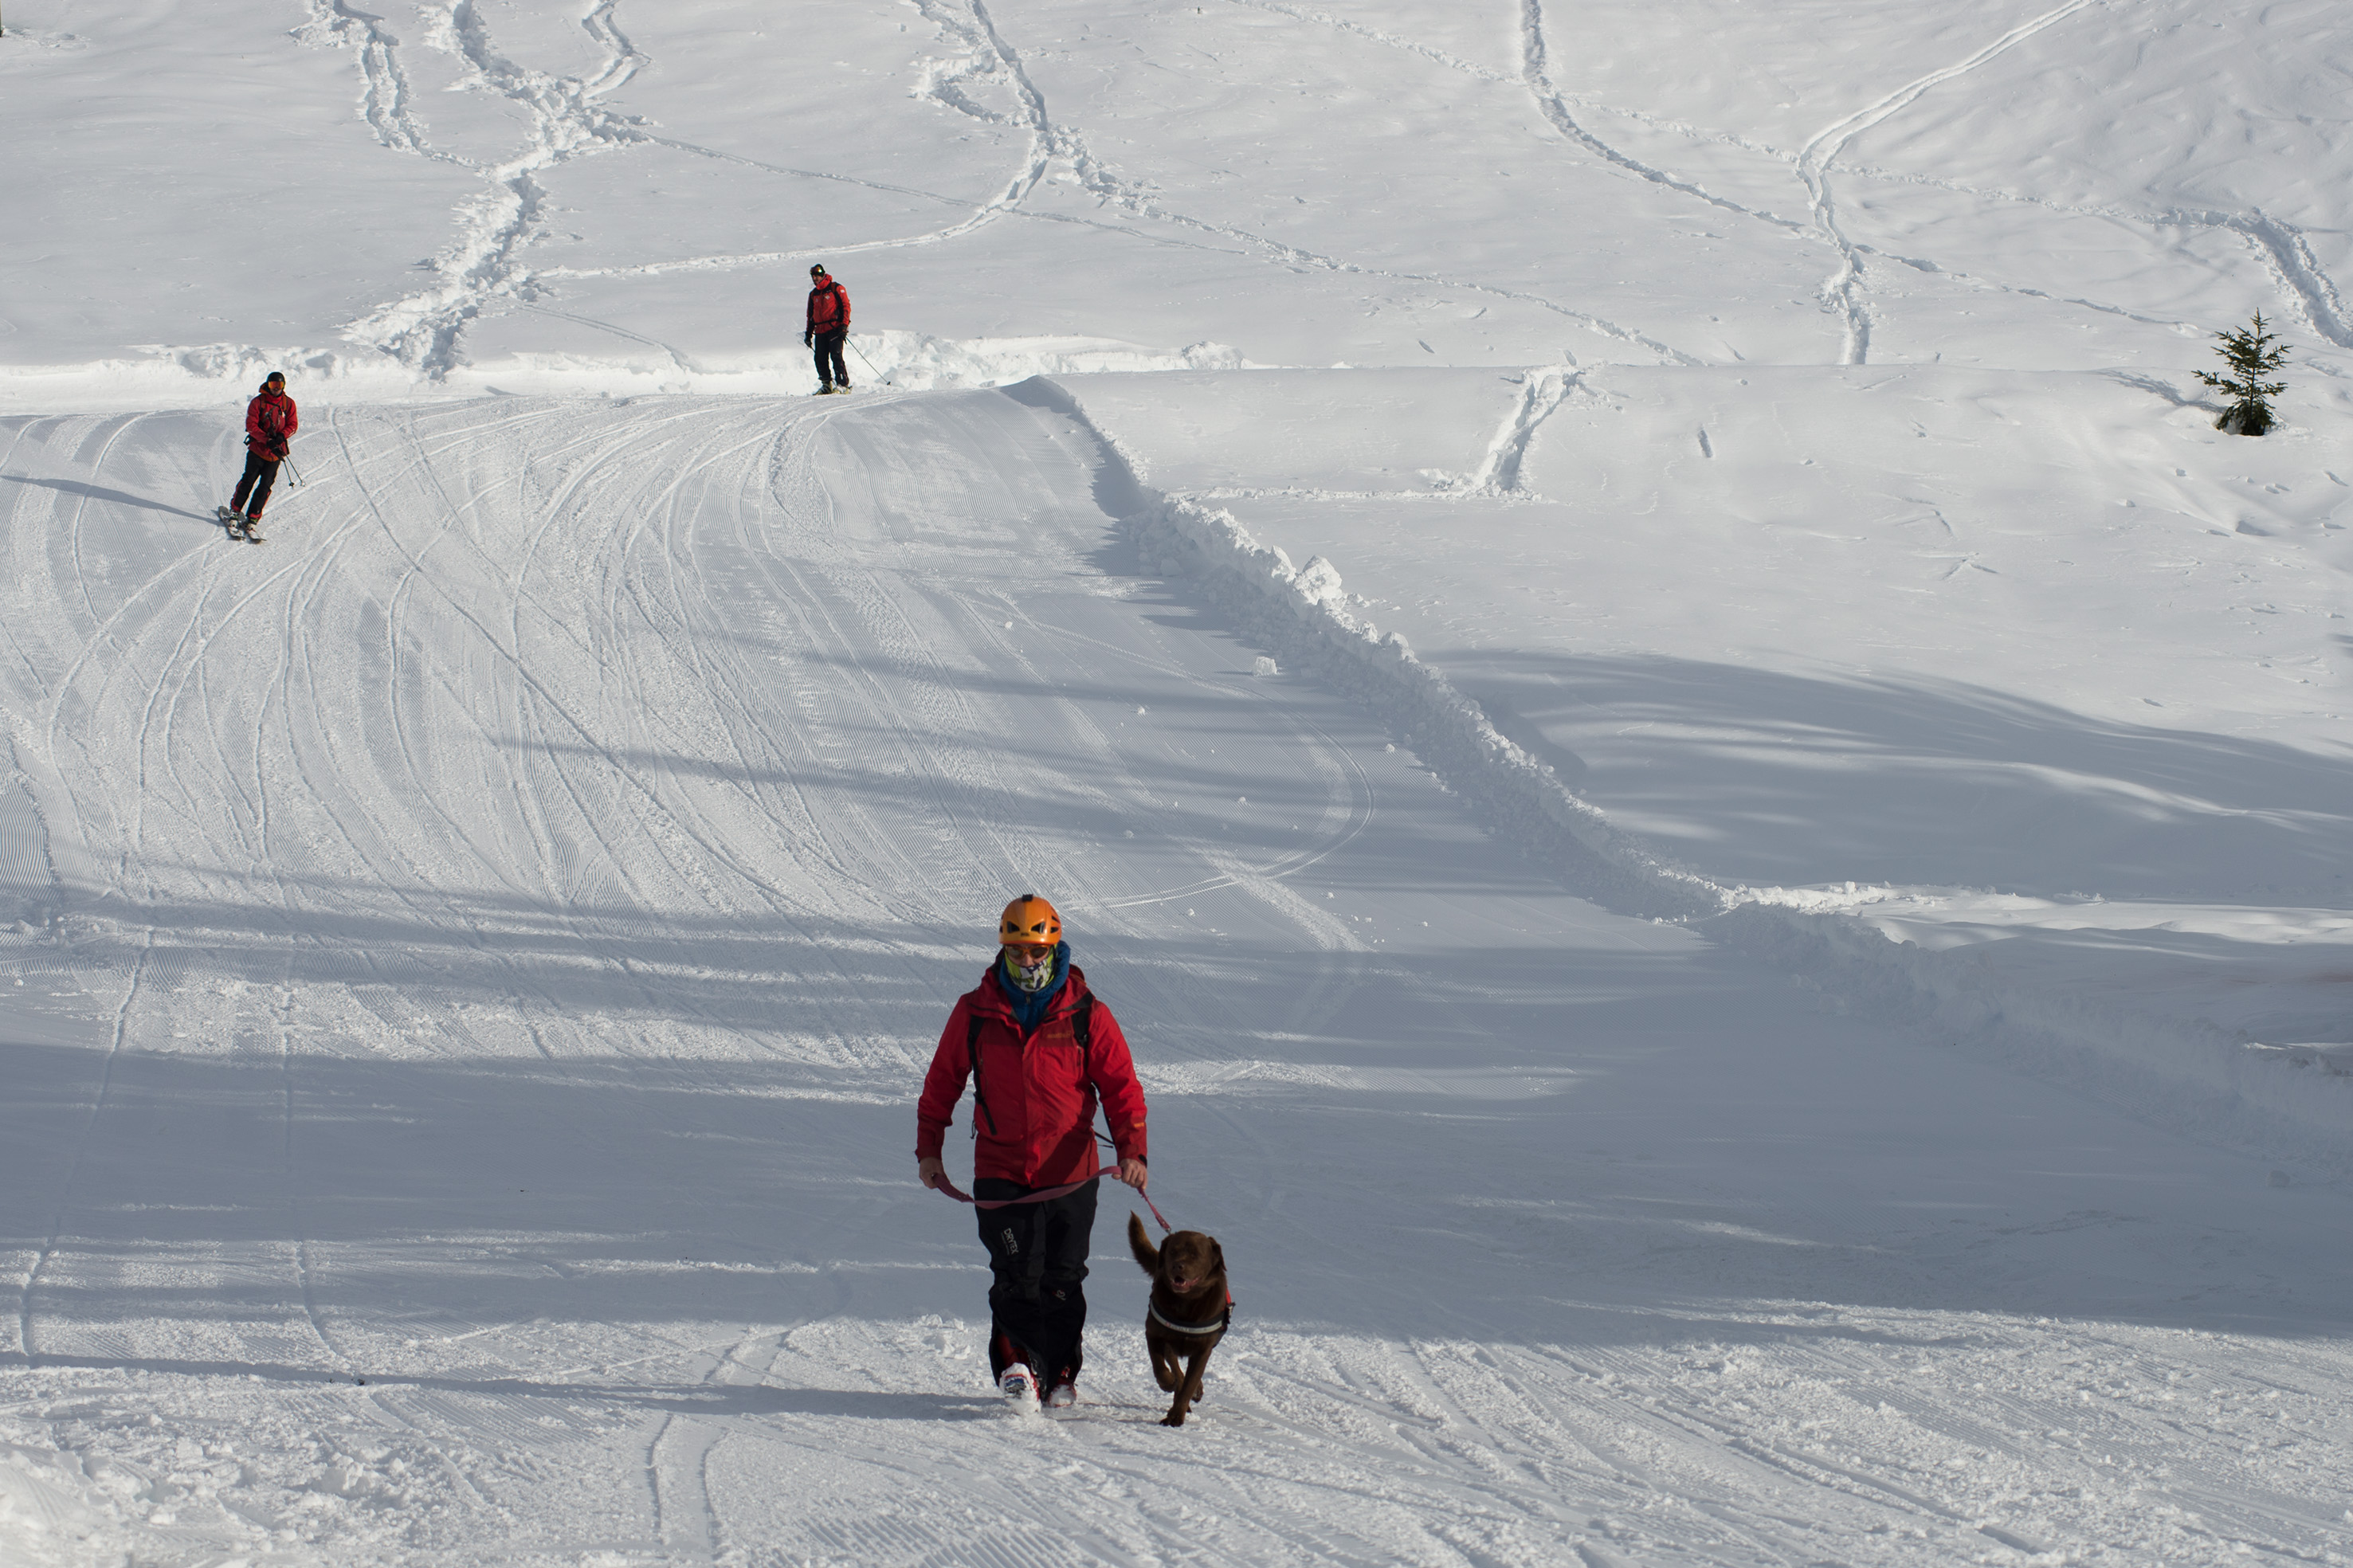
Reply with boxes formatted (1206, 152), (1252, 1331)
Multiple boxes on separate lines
(1127, 1212), (1230, 1426)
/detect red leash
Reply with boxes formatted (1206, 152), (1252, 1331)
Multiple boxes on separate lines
(934, 1164), (1175, 1233)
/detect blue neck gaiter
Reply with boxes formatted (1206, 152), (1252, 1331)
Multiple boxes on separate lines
(996, 941), (1072, 1033)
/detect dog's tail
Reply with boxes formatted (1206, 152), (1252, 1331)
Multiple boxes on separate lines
(1127, 1211), (1160, 1275)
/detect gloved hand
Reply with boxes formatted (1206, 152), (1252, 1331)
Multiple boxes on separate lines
(273, 441), (289, 460)
(802, 331), (813, 347)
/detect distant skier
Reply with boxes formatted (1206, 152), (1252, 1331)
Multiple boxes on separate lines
(803, 264), (852, 394)
(916, 896), (1151, 1408)
(222, 370), (297, 538)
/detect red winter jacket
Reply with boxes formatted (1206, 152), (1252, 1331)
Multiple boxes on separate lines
(916, 962), (1148, 1188)
(806, 277), (850, 335)
(245, 390), (298, 457)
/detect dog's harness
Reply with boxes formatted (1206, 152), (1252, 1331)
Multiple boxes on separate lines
(1147, 1295), (1233, 1338)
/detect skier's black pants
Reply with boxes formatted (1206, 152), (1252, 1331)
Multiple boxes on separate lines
(975, 1175), (1096, 1381)
(811, 328), (848, 389)
(231, 451), (281, 518)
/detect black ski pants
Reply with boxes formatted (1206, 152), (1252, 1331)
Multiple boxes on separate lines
(974, 1174), (1097, 1382)
(231, 451), (281, 519)
(811, 328), (848, 390)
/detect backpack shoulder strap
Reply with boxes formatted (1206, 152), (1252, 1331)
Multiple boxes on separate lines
(1073, 991), (1096, 1055)
(967, 1008), (997, 1135)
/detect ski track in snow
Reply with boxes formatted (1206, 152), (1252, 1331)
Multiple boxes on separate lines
(16, 939), (147, 1365)
(1791, 0), (2096, 365)
(1512, 0), (2347, 367)
(1821, 155), (2353, 351)
(1520, 0), (1810, 241)
(296, 0), (441, 160)
(309, 0), (657, 375)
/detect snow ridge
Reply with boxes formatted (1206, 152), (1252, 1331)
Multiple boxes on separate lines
(1022, 375), (1729, 919)
(1129, 487), (1725, 917)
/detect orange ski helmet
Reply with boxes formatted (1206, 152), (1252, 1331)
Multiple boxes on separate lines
(998, 894), (1062, 947)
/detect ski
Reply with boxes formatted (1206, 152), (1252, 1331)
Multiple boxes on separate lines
(218, 507), (265, 543)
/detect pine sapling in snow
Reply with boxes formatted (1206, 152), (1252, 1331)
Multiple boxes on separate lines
(2197, 311), (2289, 436)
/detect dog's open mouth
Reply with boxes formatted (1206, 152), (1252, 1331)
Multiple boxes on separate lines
(1169, 1276), (1197, 1293)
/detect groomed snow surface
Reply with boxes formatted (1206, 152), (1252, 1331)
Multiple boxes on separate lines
(2, 2), (2351, 1566)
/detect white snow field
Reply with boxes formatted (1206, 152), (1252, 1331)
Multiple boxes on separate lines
(2, 2), (2352, 1566)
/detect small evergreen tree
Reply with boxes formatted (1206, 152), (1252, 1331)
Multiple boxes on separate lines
(2197, 311), (2290, 436)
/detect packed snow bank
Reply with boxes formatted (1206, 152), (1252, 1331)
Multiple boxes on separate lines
(1008, 374), (1723, 919)
(0, 332), (1255, 413)
(1030, 367), (2353, 1156)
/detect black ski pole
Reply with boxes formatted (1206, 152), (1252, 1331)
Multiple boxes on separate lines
(849, 339), (892, 388)
(284, 455), (304, 488)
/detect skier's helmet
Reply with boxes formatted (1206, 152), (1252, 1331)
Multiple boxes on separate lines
(261, 370), (286, 390)
(810, 264), (828, 279)
(998, 894), (1061, 948)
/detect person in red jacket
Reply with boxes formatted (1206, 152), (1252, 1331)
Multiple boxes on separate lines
(803, 263), (852, 394)
(917, 895), (1150, 1406)
(226, 370), (298, 531)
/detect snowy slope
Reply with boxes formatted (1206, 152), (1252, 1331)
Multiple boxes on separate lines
(2, 0), (2352, 1564)
(3, 392), (2350, 1567)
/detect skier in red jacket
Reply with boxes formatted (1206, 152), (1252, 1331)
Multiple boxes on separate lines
(223, 371), (297, 535)
(803, 263), (852, 394)
(916, 895), (1150, 1406)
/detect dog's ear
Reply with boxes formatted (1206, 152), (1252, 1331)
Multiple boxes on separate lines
(1210, 1239), (1225, 1273)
